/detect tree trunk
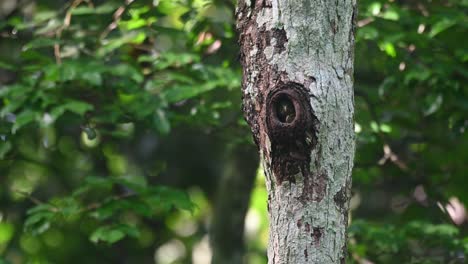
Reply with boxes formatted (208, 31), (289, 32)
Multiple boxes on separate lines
(210, 144), (259, 264)
(236, 0), (356, 263)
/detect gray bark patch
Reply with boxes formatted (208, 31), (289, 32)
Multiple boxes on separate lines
(301, 172), (328, 202)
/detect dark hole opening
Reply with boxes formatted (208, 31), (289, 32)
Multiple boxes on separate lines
(275, 94), (296, 123)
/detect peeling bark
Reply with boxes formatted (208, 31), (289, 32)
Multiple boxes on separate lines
(236, 0), (356, 263)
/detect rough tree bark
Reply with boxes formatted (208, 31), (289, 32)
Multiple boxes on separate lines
(236, 0), (356, 263)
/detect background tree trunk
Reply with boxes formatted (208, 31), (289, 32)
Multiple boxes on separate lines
(236, 0), (356, 263)
(210, 144), (259, 264)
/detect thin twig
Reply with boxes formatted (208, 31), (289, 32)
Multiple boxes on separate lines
(53, 0), (84, 64)
(100, 0), (135, 40)
(355, 89), (408, 171)
(79, 192), (137, 213)
(13, 189), (44, 205)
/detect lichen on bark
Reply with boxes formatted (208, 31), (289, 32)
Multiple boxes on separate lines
(236, 0), (356, 263)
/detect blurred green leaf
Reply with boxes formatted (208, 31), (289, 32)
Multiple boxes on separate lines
(90, 224), (139, 244)
(0, 257), (11, 264)
(11, 110), (38, 134)
(153, 109), (170, 135)
(23, 38), (61, 51)
(0, 61), (15, 71)
(71, 3), (118, 15)
(24, 210), (54, 235)
(50, 101), (94, 121)
(429, 18), (456, 38)
(0, 223), (14, 244)
(0, 141), (12, 159)
(379, 42), (396, 58)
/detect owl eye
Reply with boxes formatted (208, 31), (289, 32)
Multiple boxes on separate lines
(275, 95), (295, 124)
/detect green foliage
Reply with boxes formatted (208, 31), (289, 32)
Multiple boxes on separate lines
(350, 0), (468, 262)
(90, 224), (140, 244)
(22, 175), (194, 243)
(0, 0), (242, 262)
(349, 220), (466, 263)
(0, 0), (240, 144)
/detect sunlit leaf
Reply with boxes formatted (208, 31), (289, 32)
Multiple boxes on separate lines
(429, 18), (456, 38)
(90, 224), (140, 244)
(71, 3), (118, 15)
(0, 223), (14, 244)
(379, 42), (396, 58)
